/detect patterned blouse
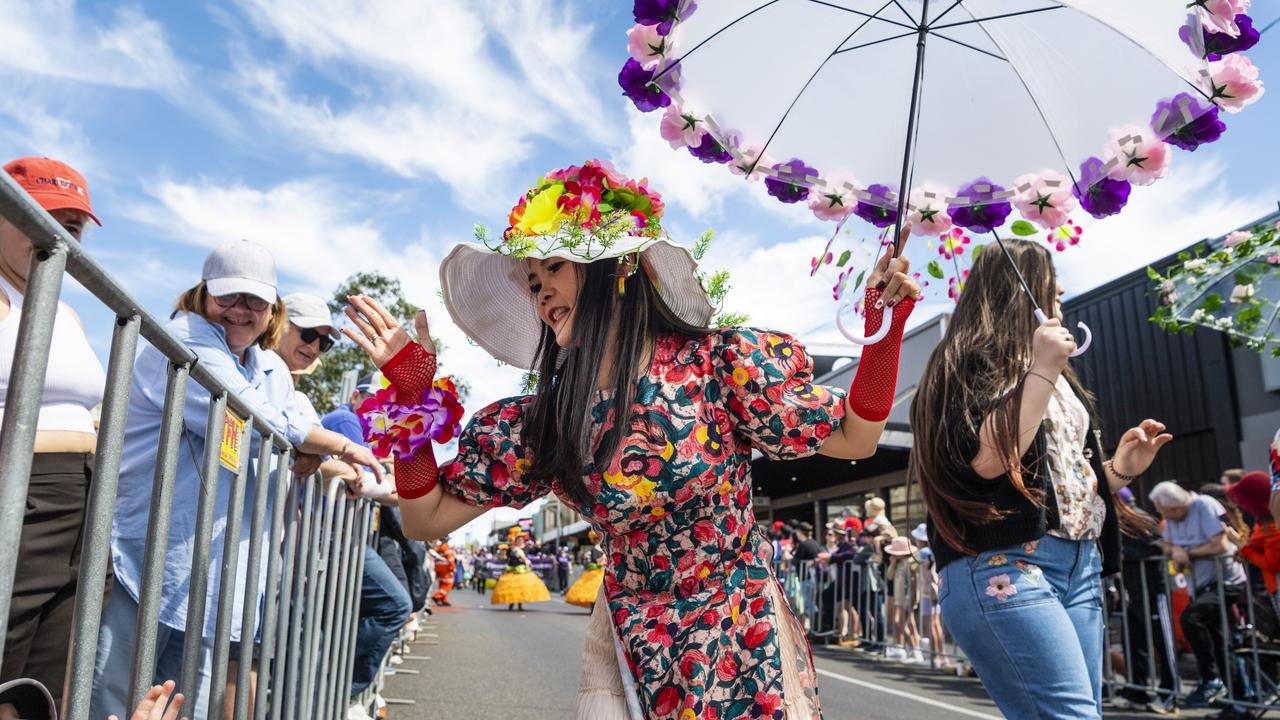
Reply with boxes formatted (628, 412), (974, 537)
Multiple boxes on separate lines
(440, 329), (845, 719)
(1044, 376), (1106, 540)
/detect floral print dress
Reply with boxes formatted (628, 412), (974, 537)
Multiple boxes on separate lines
(439, 329), (845, 720)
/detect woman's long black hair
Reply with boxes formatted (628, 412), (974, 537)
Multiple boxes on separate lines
(523, 257), (710, 509)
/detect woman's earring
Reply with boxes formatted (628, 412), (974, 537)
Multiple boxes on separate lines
(616, 253), (639, 297)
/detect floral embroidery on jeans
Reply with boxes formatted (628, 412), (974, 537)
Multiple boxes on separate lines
(1015, 560), (1043, 585)
(986, 574), (1018, 601)
(1022, 540), (1039, 555)
(986, 554), (1009, 567)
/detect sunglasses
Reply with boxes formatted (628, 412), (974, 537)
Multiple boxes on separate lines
(298, 326), (335, 352)
(210, 292), (271, 312)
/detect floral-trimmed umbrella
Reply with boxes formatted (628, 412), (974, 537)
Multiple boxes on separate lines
(620, 0), (1265, 344)
(1151, 220), (1280, 355)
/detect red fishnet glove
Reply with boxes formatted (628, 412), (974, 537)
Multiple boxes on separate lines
(849, 288), (916, 422)
(380, 343), (439, 499)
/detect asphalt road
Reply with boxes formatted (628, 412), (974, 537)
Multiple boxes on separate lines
(380, 584), (1220, 719)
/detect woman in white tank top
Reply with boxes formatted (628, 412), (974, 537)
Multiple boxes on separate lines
(0, 157), (106, 711)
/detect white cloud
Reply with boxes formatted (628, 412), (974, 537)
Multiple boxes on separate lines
(0, 2), (186, 91)
(228, 0), (621, 210)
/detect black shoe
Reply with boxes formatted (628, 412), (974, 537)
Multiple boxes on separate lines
(1185, 679), (1226, 708)
(1214, 705), (1251, 719)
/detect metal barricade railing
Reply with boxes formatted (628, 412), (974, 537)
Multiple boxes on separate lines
(780, 557), (962, 668)
(1104, 553), (1280, 712)
(0, 170), (376, 718)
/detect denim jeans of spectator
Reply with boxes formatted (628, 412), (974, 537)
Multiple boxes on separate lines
(351, 545), (412, 694)
(89, 576), (221, 720)
(939, 535), (1104, 720)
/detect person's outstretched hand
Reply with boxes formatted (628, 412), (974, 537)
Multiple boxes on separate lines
(108, 680), (186, 720)
(343, 295), (436, 368)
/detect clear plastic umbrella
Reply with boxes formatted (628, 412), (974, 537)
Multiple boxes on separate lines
(1152, 220), (1280, 354)
(620, 0), (1265, 346)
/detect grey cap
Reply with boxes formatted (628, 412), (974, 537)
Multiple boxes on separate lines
(202, 239), (277, 303)
(0, 678), (56, 720)
(283, 292), (338, 338)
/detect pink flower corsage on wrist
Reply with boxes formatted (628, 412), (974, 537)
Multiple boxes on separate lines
(357, 377), (464, 461)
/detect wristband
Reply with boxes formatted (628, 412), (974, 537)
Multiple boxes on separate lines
(1105, 459), (1140, 484)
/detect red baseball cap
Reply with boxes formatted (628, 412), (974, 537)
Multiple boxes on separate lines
(4, 157), (101, 226)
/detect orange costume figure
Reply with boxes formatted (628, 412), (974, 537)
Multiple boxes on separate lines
(431, 541), (458, 606)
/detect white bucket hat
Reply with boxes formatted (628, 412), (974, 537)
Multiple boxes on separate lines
(440, 237), (713, 370)
(438, 159), (714, 370)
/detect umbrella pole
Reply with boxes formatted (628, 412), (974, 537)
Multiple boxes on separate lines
(989, 231), (1047, 320)
(891, 0), (931, 256)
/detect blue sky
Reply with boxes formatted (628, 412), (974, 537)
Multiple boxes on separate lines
(1, 1), (1277, 543)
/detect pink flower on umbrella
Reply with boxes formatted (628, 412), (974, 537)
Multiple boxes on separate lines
(1104, 127), (1171, 187)
(1207, 54), (1265, 113)
(809, 176), (858, 221)
(938, 228), (970, 260)
(627, 23), (669, 69)
(1225, 230), (1252, 247)
(659, 105), (703, 149)
(1013, 170), (1079, 228)
(1195, 0), (1251, 37)
(948, 270), (969, 301)
(727, 142), (772, 182)
(1045, 220), (1083, 252)
(908, 185), (953, 236)
(986, 574), (1018, 602)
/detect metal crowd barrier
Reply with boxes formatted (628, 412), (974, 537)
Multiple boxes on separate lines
(0, 171), (376, 718)
(1104, 553), (1280, 713)
(778, 558), (962, 668)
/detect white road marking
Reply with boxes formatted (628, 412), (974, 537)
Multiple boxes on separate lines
(816, 668), (1002, 719)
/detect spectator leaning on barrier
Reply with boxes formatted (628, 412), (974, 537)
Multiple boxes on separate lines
(89, 240), (383, 720)
(1150, 480), (1248, 710)
(0, 157), (106, 710)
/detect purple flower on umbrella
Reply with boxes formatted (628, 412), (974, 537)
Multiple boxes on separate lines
(688, 132), (731, 164)
(618, 58), (671, 112)
(1073, 157), (1131, 219)
(1152, 93), (1226, 151)
(948, 178), (1013, 233)
(853, 184), (898, 228)
(764, 159), (816, 204)
(1181, 13), (1260, 60)
(634, 0), (694, 35)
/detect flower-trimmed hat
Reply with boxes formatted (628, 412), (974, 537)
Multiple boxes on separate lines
(439, 159), (714, 370)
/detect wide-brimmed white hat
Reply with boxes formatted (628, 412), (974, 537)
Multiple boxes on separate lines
(439, 236), (714, 370)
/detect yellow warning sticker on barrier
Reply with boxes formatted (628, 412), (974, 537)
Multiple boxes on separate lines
(220, 410), (245, 472)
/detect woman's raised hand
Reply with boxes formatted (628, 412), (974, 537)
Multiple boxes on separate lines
(866, 222), (921, 308)
(1031, 318), (1076, 375)
(343, 295), (437, 367)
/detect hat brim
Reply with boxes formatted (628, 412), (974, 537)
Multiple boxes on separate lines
(439, 237), (715, 370)
(0, 677), (56, 719)
(206, 277), (277, 304)
(289, 316), (340, 338)
(27, 188), (102, 226)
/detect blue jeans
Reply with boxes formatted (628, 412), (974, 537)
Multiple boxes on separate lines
(89, 576), (218, 720)
(351, 545), (411, 694)
(939, 534), (1104, 719)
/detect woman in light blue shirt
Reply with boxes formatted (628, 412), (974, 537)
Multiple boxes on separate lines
(90, 240), (381, 720)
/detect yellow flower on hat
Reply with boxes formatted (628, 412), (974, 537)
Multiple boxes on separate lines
(514, 184), (569, 236)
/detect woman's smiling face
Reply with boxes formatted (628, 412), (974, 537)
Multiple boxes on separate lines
(527, 257), (583, 348)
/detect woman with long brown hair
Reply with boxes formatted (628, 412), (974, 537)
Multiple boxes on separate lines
(910, 239), (1172, 719)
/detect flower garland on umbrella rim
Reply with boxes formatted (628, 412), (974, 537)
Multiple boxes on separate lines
(618, 0), (1264, 281)
(477, 159), (666, 263)
(358, 377), (465, 462)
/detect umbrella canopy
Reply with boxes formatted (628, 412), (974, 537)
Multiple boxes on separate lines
(620, 0), (1265, 294)
(1152, 220), (1280, 354)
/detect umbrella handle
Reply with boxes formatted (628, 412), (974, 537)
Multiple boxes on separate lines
(836, 294), (892, 346)
(1034, 309), (1093, 357)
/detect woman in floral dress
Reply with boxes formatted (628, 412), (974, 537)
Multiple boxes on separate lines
(342, 160), (920, 719)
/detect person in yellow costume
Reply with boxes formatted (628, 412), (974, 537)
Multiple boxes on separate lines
(491, 530), (550, 611)
(565, 530), (605, 610)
